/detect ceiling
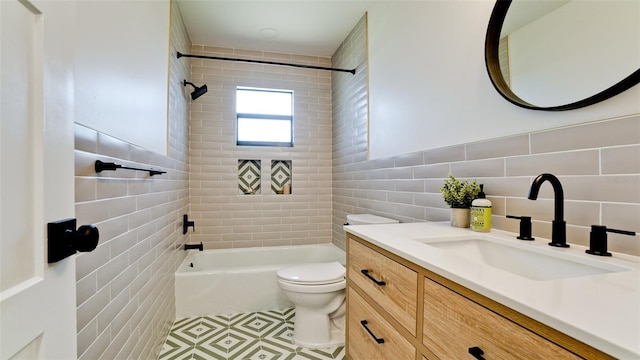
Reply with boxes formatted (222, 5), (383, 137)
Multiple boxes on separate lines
(501, 0), (570, 35)
(176, 1), (376, 57)
(176, 1), (576, 56)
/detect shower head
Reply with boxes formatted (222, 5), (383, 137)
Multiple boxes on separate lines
(183, 80), (208, 101)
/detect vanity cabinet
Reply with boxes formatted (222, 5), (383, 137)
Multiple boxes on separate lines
(346, 233), (614, 360)
(348, 238), (417, 335)
(348, 287), (415, 360)
(423, 277), (579, 359)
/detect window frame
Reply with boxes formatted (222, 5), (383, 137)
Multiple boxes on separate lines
(236, 87), (294, 147)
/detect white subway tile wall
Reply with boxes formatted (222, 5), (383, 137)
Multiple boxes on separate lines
(331, 15), (369, 251)
(73, 2), (191, 359)
(188, 43), (333, 249)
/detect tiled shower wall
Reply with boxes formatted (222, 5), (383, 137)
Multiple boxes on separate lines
(72, 2), (191, 359)
(188, 45), (333, 249)
(331, 15), (369, 250)
(331, 16), (639, 256)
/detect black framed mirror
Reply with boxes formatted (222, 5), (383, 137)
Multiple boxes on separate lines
(485, 0), (640, 111)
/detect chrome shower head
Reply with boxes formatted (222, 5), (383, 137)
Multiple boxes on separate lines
(183, 80), (208, 101)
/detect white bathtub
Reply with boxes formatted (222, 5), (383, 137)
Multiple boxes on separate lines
(175, 244), (346, 318)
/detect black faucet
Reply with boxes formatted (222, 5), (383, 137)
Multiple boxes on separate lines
(528, 173), (569, 248)
(183, 214), (195, 234)
(586, 225), (636, 256)
(184, 242), (203, 251)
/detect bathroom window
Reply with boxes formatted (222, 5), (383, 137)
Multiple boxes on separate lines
(236, 87), (293, 147)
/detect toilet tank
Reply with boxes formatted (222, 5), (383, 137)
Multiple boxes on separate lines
(346, 214), (399, 225)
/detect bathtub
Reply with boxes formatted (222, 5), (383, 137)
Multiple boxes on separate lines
(175, 243), (346, 318)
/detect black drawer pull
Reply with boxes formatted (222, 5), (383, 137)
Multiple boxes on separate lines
(361, 269), (386, 286)
(468, 346), (486, 360)
(360, 320), (385, 344)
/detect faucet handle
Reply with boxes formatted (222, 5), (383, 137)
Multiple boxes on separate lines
(586, 225), (636, 256)
(506, 215), (534, 240)
(183, 214), (195, 234)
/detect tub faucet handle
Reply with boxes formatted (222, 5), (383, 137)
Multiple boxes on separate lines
(183, 214), (195, 234)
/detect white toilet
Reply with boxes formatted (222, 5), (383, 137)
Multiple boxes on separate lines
(345, 213), (400, 226)
(276, 214), (398, 348)
(277, 262), (346, 348)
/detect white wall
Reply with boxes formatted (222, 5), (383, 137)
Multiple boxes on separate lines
(367, 1), (640, 159)
(75, 0), (170, 155)
(509, 0), (639, 107)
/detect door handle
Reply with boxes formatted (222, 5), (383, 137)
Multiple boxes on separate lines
(48, 218), (99, 263)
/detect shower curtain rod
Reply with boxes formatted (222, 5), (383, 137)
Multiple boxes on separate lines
(177, 52), (355, 75)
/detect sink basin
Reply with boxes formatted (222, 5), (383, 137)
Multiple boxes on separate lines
(420, 237), (629, 281)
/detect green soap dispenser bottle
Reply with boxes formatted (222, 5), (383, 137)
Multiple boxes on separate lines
(471, 184), (492, 232)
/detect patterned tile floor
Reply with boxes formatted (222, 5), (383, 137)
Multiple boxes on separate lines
(158, 308), (346, 360)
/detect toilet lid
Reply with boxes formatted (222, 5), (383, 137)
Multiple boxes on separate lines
(277, 262), (345, 285)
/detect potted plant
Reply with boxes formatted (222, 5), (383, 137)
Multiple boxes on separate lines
(440, 174), (481, 228)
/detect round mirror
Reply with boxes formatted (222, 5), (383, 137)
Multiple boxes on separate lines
(485, 0), (640, 111)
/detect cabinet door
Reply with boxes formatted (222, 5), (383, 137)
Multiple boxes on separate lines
(348, 238), (418, 335)
(423, 278), (580, 360)
(348, 287), (415, 360)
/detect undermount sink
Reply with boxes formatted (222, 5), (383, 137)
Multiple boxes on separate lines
(419, 236), (630, 281)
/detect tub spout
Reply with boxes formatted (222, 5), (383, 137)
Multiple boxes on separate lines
(184, 242), (203, 251)
(528, 173), (568, 248)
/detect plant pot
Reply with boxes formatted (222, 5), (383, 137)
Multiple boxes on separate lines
(451, 208), (470, 228)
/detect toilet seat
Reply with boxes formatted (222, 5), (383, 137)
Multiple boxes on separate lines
(277, 262), (345, 285)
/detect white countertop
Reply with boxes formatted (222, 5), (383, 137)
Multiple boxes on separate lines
(344, 222), (640, 359)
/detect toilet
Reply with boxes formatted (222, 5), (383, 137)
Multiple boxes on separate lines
(345, 213), (400, 226)
(276, 214), (398, 348)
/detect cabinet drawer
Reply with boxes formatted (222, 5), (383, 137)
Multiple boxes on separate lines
(423, 277), (580, 360)
(348, 287), (415, 360)
(348, 238), (418, 335)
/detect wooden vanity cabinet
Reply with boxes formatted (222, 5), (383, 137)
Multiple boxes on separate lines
(348, 238), (418, 335)
(346, 233), (614, 360)
(348, 287), (415, 360)
(423, 277), (579, 359)
(346, 236), (420, 360)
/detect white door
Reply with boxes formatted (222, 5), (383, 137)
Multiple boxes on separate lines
(1, 0), (77, 359)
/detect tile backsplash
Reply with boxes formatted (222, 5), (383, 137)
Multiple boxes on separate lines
(331, 113), (640, 255)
